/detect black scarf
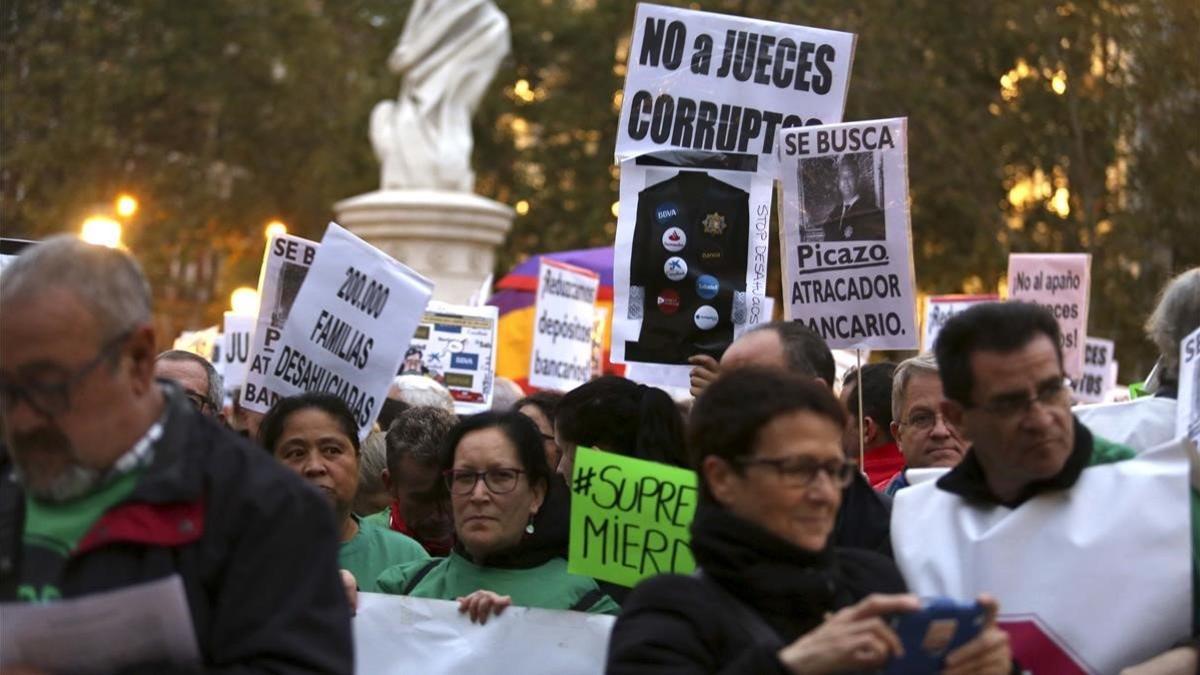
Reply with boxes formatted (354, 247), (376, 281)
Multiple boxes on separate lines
(937, 416), (1094, 508)
(689, 503), (849, 638)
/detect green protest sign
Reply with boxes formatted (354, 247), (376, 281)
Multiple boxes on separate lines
(567, 446), (698, 587)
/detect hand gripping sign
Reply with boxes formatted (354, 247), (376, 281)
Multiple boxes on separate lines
(776, 117), (919, 351)
(254, 223), (433, 438)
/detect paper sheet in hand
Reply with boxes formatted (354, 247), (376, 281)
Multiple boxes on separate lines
(353, 593), (613, 675)
(0, 575), (199, 673)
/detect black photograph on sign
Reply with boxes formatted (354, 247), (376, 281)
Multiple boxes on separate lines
(796, 151), (885, 242)
(271, 261), (308, 329)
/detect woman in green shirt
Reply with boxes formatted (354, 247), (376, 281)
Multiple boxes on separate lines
(259, 393), (428, 594)
(377, 411), (618, 621)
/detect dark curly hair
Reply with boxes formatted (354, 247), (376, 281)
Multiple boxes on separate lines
(438, 411), (553, 499)
(555, 376), (686, 467)
(258, 392), (361, 454)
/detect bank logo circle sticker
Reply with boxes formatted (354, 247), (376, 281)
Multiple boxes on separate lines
(664, 256), (687, 281)
(694, 305), (719, 330)
(662, 227), (686, 252)
(654, 202), (680, 225)
(696, 274), (719, 299)
(656, 289), (681, 315)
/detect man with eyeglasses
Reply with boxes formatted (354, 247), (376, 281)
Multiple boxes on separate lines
(891, 301), (1199, 674)
(0, 236), (352, 673)
(154, 349), (224, 422)
(873, 352), (967, 496)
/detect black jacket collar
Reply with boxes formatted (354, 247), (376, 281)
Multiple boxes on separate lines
(936, 416), (1093, 508)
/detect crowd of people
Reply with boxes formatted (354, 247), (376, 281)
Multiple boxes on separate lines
(2, 235), (1198, 674)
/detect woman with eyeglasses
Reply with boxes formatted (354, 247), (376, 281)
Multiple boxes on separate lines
(607, 368), (1011, 674)
(377, 411), (619, 622)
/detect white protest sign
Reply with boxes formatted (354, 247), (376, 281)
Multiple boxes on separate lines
(354, 593), (614, 675)
(616, 3), (856, 163)
(405, 302), (498, 415)
(258, 223), (433, 437)
(777, 118), (918, 350)
(220, 312), (253, 397)
(1179, 325), (1200, 447)
(922, 294), (999, 351)
(0, 238), (36, 275)
(1071, 337), (1116, 404)
(1006, 253), (1091, 381)
(172, 325), (220, 361)
(529, 259), (600, 391)
(242, 233), (319, 413)
(611, 152), (773, 366)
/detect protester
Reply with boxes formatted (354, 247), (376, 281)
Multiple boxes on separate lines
(554, 375), (687, 480)
(154, 349), (224, 421)
(689, 321), (894, 556)
(607, 368), (1010, 673)
(1076, 267), (1200, 453)
(377, 411), (618, 621)
(491, 375), (526, 412)
(839, 361), (903, 485)
(260, 392), (428, 592)
(874, 353), (967, 495)
(514, 389), (563, 470)
(388, 372), (456, 414)
(353, 429), (391, 517)
(0, 237), (352, 672)
(892, 301), (1198, 672)
(367, 405), (458, 556)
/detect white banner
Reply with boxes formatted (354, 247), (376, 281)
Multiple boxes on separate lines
(1179, 325), (1200, 448)
(220, 312), (253, 397)
(892, 441), (1193, 673)
(1006, 253), (1091, 381)
(777, 117), (918, 350)
(243, 233), (320, 413)
(1071, 337), (1116, 404)
(406, 302), (498, 415)
(611, 152), (773, 366)
(529, 260), (600, 391)
(615, 3), (855, 163)
(921, 294), (999, 352)
(353, 593), (613, 675)
(257, 223), (433, 438)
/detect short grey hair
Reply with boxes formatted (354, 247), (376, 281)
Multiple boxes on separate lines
(384, 406), (456, 474)
(156, 349), (224, 407)
(0, 235), (152, 340)
(891, 352), (940, 422)
(1145, 267), (1200, 379)
(389, 374), (455, 414)
(354, 430), (389, 515)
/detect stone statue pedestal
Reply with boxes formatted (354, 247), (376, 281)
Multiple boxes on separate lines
(334, 189), (513, 304)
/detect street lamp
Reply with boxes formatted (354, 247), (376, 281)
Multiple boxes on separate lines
(80, 216), (123, 248)
(115, 194), (139, 218)
(230, 286), (260, 316)
(264, 220), (288, 239)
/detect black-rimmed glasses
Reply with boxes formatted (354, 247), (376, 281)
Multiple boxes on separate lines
(734, 456), (855, 488)
(0, 329), (132, 417)
(974, 377), (1073, 418)
(443, 468), (525, 495)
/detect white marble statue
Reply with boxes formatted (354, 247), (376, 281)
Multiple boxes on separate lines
(369, 0), (511, 192)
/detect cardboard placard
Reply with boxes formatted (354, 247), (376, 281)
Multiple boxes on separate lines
(1179, 325), (1200, 447)
(219, 313), (253, 397)
(568, 446), (698, 587)
(529, 260), (600, 392)
(922, 294), (1000, 352)
(405, 302), (498, 415)
(777, 117), (918, 350)
(1071, 337), (1116, 404)
(615, 3), (856, 163)
(1006, 253), (1091, 381)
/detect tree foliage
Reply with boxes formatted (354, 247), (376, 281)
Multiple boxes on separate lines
(2, 0), (1196, 378)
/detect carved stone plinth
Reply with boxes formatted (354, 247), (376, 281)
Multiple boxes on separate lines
(334, 189), (514, 304)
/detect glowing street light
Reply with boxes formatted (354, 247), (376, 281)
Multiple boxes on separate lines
(80, 216), (123, 248)
(264, 220), (288, 239)
(115, 194), (139, 218)
(230, 286), (260, 316)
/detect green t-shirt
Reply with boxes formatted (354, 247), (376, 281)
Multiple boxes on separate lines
(376, 550), (620, 615)
(339, 518), (429, 592)
(20, 469), (143, 603)
(361, 507), (391, 531)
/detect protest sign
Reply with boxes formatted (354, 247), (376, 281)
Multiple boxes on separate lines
(1071, 337), (1116, 404)
(172, 326), (220, 361)
(921, 294), (999, 351)
(354, 594), (613, 675)
(529, 259), (600, 391)
(219, 312), (253, 397)
(590, 305), (611, 378)
(568, 446), (697, 587)
(405, 302), (498, 415)
(253, 223), (433, 437)
(776, 117), (919, 350)
(611, 151), (773, 366)
(0, 238), (35, 274)
(1179, 325), (1200, 447)
(1006, 253), (1091, 380)
(615, 3), (855, 163)
(242, 233), (320, 413)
